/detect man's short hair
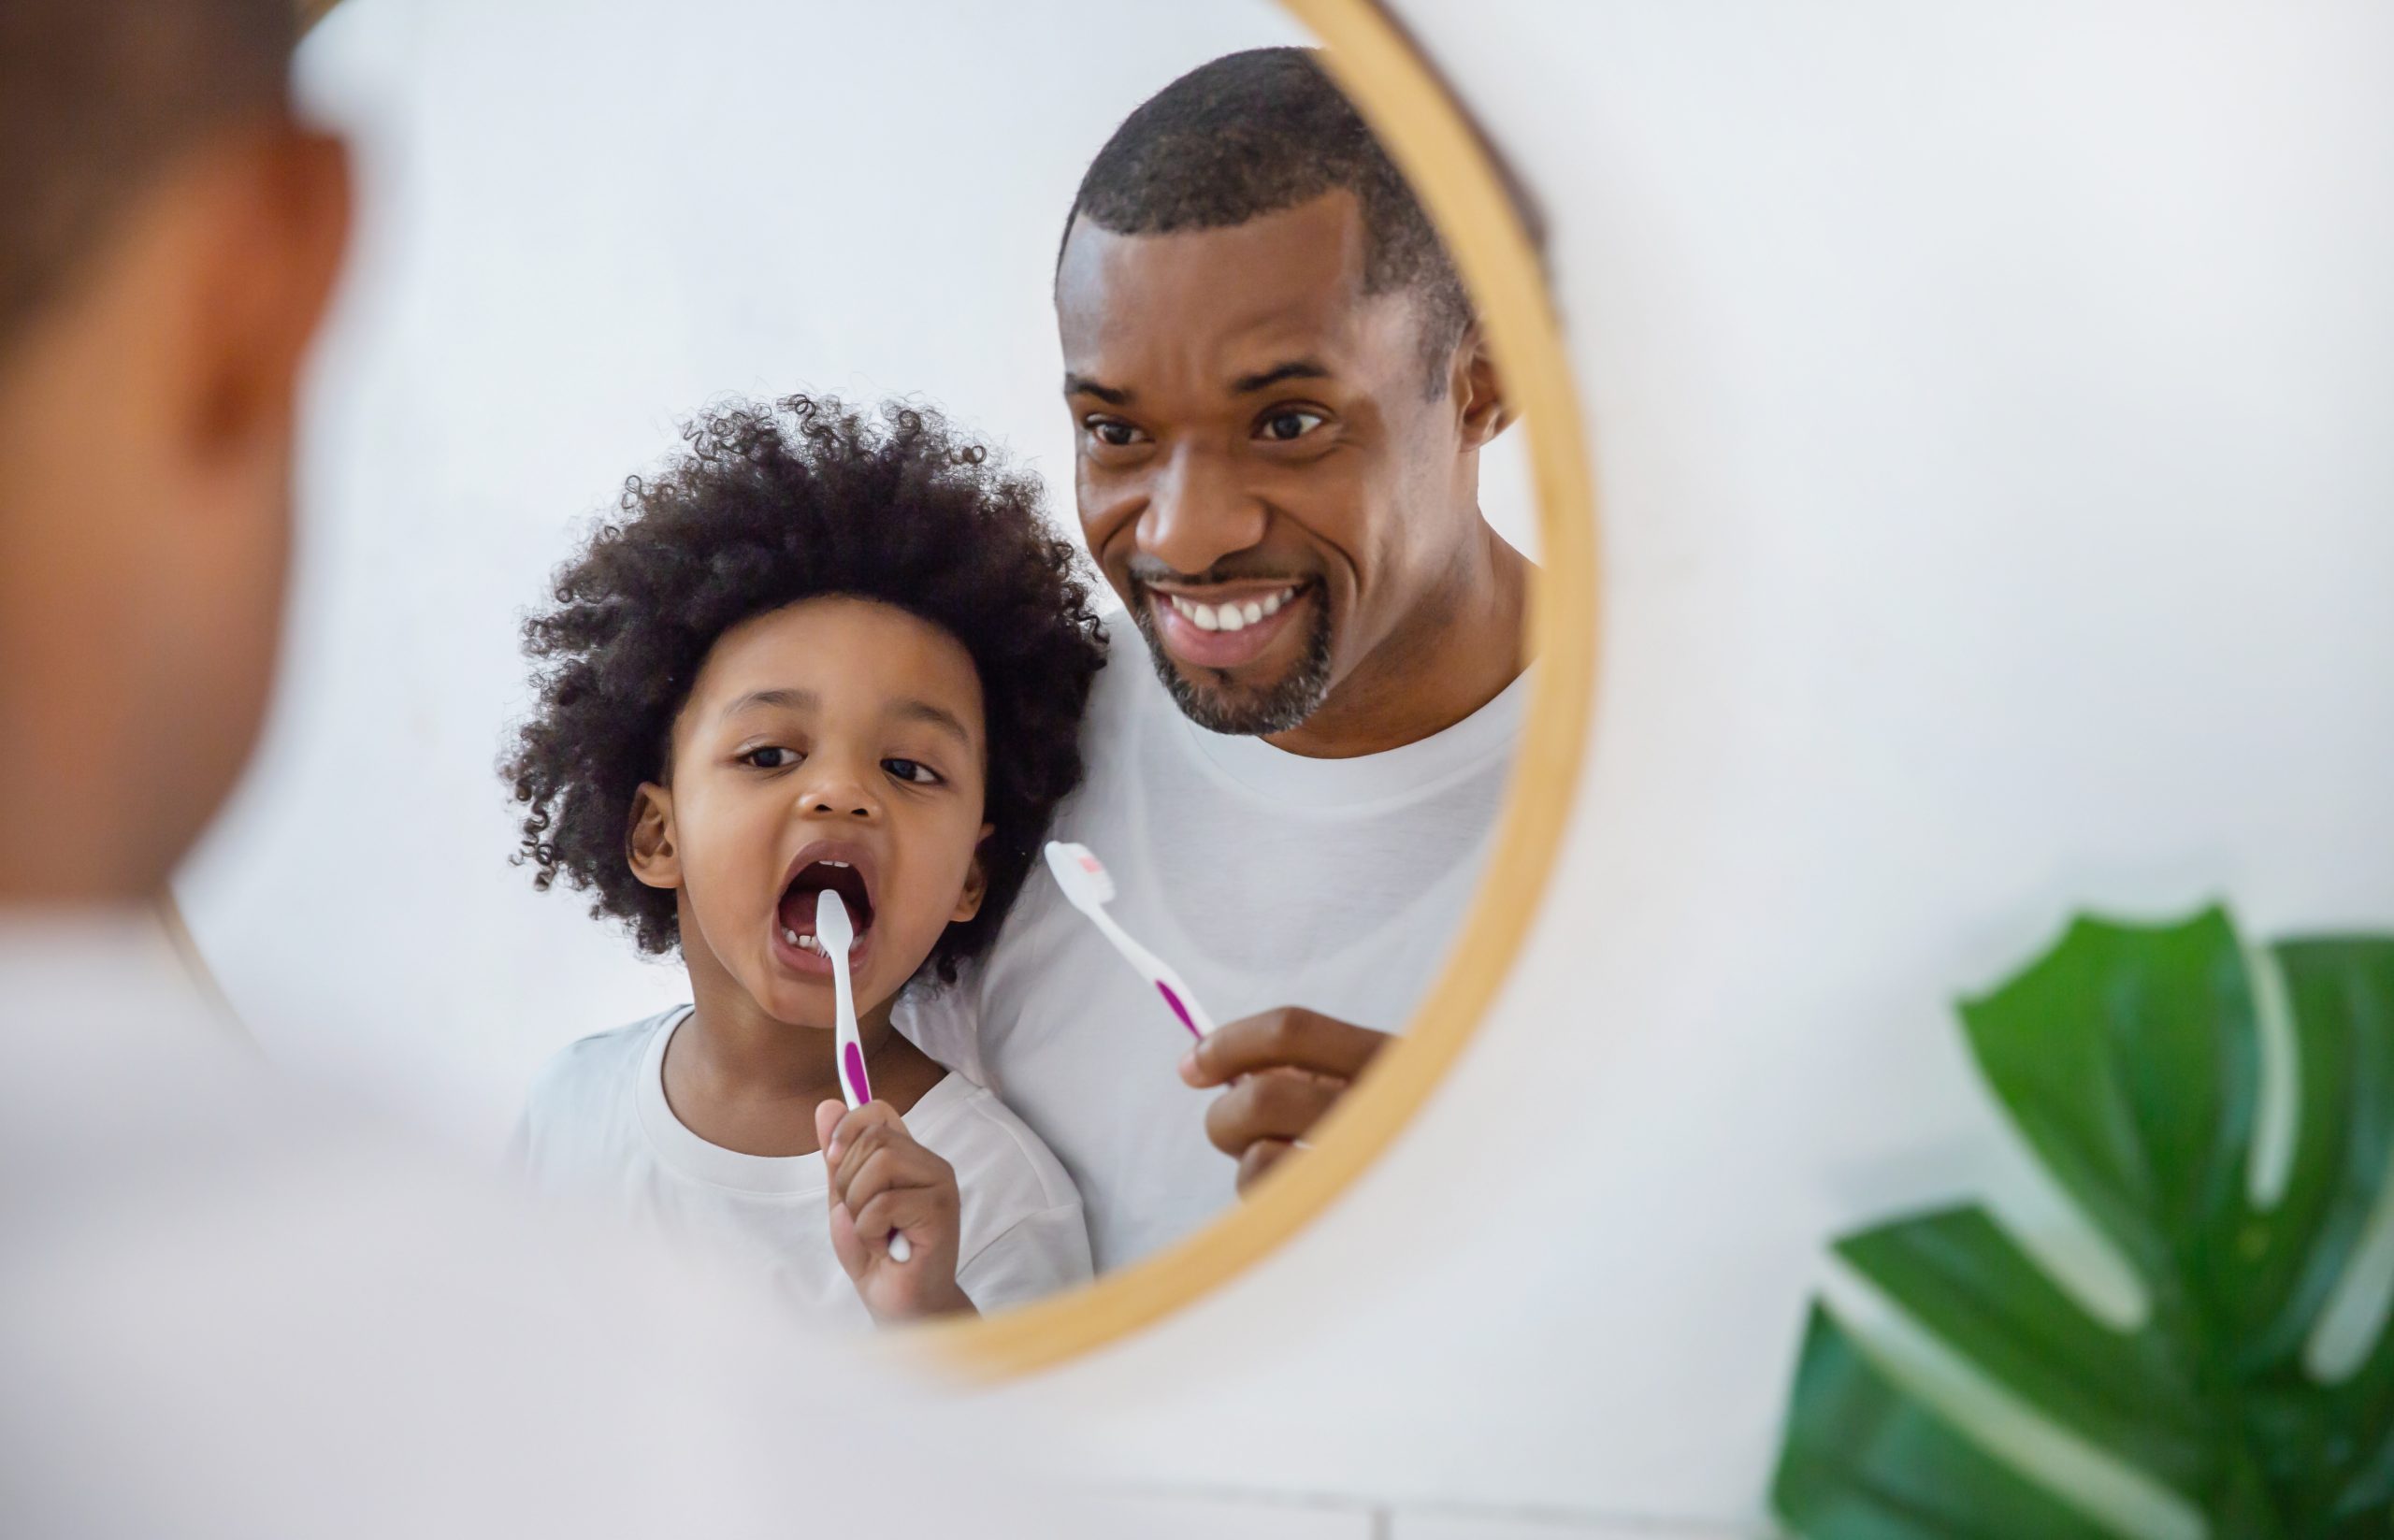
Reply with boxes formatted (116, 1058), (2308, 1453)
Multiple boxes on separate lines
(1063, 47), (1474, 392)
(0, 0), (296, 350)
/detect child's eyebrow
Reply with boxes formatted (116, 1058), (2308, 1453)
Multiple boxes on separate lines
(889, 698), (975, 750)
(719, 687), (815, 720)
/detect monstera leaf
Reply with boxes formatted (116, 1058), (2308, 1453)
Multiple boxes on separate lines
(1771, 908), (2394, 1537)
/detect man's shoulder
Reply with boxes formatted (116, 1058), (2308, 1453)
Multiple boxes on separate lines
(916, 1076), (1082, 1215)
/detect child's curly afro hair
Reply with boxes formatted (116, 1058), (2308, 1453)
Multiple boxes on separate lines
(501, 394), (1107, 985)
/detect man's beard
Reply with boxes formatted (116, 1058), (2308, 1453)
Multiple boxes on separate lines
(1128, 585), (1335, 737)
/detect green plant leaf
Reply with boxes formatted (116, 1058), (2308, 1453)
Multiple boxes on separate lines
(1775, 1305), (2120, 1540)
(1770, 910), (2394, 1537)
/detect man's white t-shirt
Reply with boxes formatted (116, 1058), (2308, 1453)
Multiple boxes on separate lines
(901, 627), (1526, 1271)
(515, 1006), (1092, 1326)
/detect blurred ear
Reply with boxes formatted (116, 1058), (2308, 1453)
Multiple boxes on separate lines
(950, 824), (997, 922)
(627, 784), (681, 889)
(1450, 324), (1513, 452)
(184, 125), (351, 463)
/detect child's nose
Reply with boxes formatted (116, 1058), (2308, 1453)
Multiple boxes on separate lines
(798, 759), (881, 820)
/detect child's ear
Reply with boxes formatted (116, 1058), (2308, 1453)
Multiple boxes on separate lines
(950, 824), (997, 923)
(626, 783), (681, 890)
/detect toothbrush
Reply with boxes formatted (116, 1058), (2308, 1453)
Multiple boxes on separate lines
(1043, 841), (1217, 1041)
(815, 888), (912, 1264)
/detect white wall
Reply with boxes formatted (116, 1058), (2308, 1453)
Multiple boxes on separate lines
(177, 1), (2394, 1532)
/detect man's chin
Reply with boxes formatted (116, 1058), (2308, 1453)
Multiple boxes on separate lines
(1145, 625), (1335, 738)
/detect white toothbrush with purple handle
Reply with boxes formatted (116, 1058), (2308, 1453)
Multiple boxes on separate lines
(1043, 841), (1217, 1041)
(815, 887), (911, 1264)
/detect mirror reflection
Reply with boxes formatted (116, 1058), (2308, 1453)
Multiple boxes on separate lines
(180, 0), (1538, 1329)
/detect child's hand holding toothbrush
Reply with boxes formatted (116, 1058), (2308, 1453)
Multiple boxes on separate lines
(814, 1100), (975, 1324)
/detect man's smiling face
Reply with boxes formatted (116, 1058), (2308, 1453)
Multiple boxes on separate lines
(1057, 190), (1470, 742)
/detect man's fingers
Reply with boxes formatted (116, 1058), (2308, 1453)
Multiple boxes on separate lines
(1182, 1008), (1388, 1088)
(1235, 1138), (1295, 1196)
(1204, 1066), (1345, 1159)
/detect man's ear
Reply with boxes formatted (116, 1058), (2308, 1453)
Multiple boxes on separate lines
(186, 125), (352, 462)
(951, 824), (997, 922)
(1451, 324), (1514, 452)
(626, 783), (681, 890)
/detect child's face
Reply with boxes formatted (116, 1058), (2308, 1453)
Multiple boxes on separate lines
(630, 597), (993, 1028)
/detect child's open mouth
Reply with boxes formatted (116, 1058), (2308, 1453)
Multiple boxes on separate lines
(772, 841), (878, 978)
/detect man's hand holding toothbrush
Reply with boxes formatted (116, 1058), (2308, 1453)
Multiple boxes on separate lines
(814, 1100), (976, 1324)
(1177, 1007), (1391, 1195)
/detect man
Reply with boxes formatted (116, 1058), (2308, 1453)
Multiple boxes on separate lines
(903, 49), (1533, 1270)
(0, 3), (1032, 1532)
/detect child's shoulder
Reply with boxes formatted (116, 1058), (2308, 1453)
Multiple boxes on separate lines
(524, 1007), (685, 1110)
(908, 1074), (1080, 1215)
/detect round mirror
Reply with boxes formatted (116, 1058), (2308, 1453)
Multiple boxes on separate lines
(174, 0), (1594, 1370)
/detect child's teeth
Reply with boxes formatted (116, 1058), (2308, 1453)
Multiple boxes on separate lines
(783, 927), (800, 945)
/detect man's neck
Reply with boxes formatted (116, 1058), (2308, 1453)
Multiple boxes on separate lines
(1265, 518), (1532, 759)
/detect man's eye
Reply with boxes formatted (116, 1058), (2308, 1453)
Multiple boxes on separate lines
(741, 746), (800, 769)
(1259, 409), (1327, 442)
(1085, 417), (1144, 449)
(883, 757), (943, 785)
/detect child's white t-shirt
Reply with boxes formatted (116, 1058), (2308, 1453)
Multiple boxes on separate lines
(513, 1007), (1092, 1328)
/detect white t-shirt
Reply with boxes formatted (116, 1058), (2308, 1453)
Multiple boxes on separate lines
(515, 1006), (1092, 1326)
(0, 910), (1050, 1537)
(901, 627), (1526, 1270)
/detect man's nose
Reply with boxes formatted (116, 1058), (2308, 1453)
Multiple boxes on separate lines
(1137, 442), (1267, 577)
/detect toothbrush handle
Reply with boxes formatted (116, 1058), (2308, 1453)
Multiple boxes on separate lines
(1091, 912), (1217, 1038)
(830, 953), (910, 1263)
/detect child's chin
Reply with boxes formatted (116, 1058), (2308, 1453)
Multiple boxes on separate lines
(755, 983), (838, 1029)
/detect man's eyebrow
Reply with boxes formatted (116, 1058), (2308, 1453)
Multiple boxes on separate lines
(890, 698), (976, 748)
(1232, 359), (1333, 395)
(719, 686), (815, 720)
(1063, 373), (1132, 407)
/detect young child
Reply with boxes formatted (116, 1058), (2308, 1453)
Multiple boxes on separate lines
(503, 395), (1106, 1327)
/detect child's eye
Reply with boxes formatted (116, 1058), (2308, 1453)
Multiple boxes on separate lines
(741, 746), (801, 770)
(882, 757), (944, 786)
(1257, 408), (1327, 443)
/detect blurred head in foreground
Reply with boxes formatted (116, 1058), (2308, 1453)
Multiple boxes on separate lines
(0, 0), (350, 906)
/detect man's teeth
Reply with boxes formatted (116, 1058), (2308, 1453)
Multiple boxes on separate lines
(1165, 586), (1296, 633)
